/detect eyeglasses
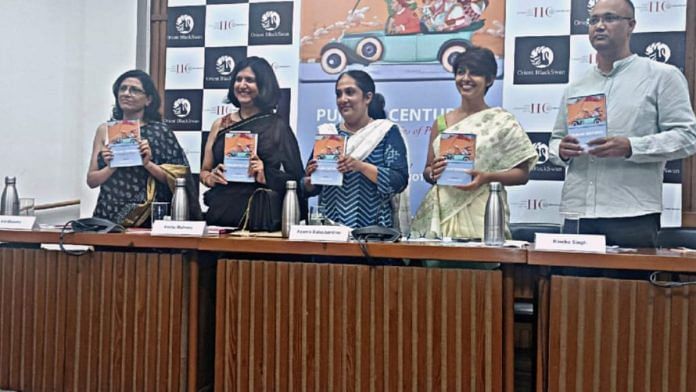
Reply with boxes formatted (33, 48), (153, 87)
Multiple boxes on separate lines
(587, 13), (633, 26)
(118, 85), (146, 96)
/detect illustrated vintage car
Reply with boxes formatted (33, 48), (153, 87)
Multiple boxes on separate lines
(319, 19), (485, 74)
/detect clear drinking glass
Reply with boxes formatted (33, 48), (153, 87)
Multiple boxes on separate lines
(151, 202), (170, 225)
(19, 198), (35, 216)
(561, 212), (581, 234)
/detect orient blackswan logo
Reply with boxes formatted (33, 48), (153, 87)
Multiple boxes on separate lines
(176, 15), (194, 34)
(530, 46), (554, 69)
(173, 98), (191, 118)
(261, 11), (281, 31)
(586, 0), (599, 13)
(216, 56), (235, 76)
(645, 42), (671, 63)
(534, 142), (550, 164)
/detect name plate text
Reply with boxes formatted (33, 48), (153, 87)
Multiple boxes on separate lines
(151, 220), (207, 236)
(535, 233), (606, 253)
(0, 215), (37, 231)
(289, 225), (351, 242)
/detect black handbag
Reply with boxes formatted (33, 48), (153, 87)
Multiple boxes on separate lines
(241, 188), (282, 232)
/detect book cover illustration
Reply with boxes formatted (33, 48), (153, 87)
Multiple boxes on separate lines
(566, 93), (607, 150)
(106, 120), (142, 168)
(224, 131), (257, 183)
(438, 133), (476, 186)
(311, 134), (346, 186)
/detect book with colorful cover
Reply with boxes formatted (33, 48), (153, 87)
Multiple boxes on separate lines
(224, 131), (257, 183)
(567, 93), (607, 150)
(438, 133), (476, 186)
(106, 120), (142, 168)
(311, 134), (346, 186)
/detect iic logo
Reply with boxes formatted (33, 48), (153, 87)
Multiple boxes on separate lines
(534, 142), (549, 164)
(588, 52), (598, 64)
(173, 64), (192, 74)
(530, 46), (554, 69)
(645, 42), (671, 63)
(646, 1), (670, 12)
(527, 199), (546, 210)
(213, 105), (231, 116)
(261, 11), (281, 31)
(176, 15), (194, 34)
(530, 7), (553, 17)
(216, 56), (235, 76)
(214, 20), (242, 31)
(530, 103), (551, 114)
(173, 98), (191, 118)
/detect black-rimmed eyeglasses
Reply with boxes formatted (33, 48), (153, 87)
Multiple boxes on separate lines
(587, 14), (633, 26)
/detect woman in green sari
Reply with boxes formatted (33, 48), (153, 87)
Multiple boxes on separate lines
(411, 46), (537, 239)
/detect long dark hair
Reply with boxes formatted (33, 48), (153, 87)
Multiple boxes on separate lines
(336, 70), (387, 120)
(111, 69), (162, 122)
(226, 56), (281, 112)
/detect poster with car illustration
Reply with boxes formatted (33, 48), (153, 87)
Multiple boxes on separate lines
(298, 0), (504, 213)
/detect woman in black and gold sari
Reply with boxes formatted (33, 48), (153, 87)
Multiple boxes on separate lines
(87, 69), (200, 227)
(200, 56), (305, 228)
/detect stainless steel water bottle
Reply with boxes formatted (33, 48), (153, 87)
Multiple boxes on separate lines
(484, 182), (505, 246)
(0, 176), (20, 216)
(171, 177), (189, 221)
(281, 180), (300, 237)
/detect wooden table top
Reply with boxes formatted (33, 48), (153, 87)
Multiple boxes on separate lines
(0, 230), (526, 263)
(4, 229), (696, 271)
(528, 247), (696, 272)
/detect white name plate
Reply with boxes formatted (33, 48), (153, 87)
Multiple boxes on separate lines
(0, 215), (37, 231)
(151, 220), (207, 236)
(289, 225), (351, 242)
(535, 233), (606, 253)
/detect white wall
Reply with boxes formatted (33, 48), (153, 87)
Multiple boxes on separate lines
(0, 0), (141, 223)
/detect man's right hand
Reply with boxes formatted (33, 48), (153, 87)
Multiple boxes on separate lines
(559, 135), (583, 160)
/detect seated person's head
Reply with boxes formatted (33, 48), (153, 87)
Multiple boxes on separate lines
(226, 56), (280, 112)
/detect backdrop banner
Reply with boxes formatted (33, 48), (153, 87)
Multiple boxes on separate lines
(162, 0), (688, 226)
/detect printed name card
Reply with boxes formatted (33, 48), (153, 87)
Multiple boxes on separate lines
(289, 225), (351, 242)
(0, 215), (37, 231)
(151, 220), (207, 236)
(535, 233), (606, 253)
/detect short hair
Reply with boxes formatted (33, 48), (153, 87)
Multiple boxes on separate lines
(451, 46), (498, 93)
(111, 69), (162, 122)
(226, 56), (280, 112)
(592, 0), (635, 17)
(621, 0), (635, 17)
(336, 70), (387, 120)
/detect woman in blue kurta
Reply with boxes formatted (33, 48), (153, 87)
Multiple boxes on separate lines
(303, 70), (410, 230)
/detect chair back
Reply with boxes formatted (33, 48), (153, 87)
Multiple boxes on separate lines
(509, 223), (561, 243)
(656, 227), (696, 249)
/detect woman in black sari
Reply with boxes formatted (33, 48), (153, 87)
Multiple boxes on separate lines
(87, 69), (200, 227)
(200, 57), (305, 228)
